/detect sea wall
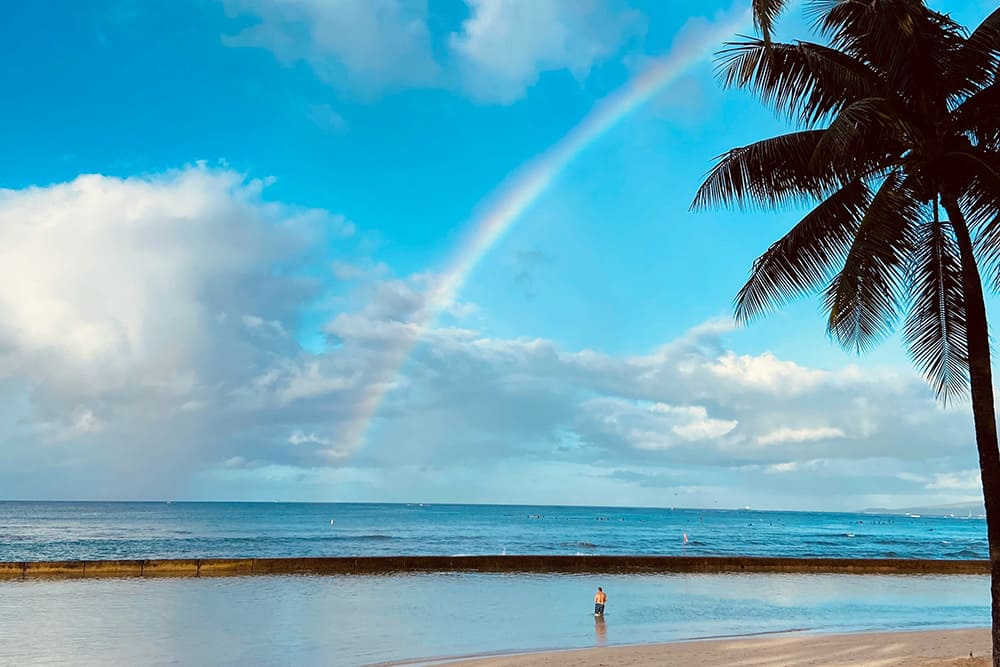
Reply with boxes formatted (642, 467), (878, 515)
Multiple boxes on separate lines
(0, 556), (988, 579)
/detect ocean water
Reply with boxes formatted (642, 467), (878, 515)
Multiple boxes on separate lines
(0, 572), (988, 666)
(0, 501), (987, 562)
(0, 503), (990, 666)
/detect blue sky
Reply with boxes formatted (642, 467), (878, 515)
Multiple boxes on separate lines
(0, 0), (995, 510)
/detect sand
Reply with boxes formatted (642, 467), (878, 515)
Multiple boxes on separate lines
(435, 629), (991, 667)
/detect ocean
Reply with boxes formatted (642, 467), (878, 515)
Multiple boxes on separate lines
(0, 501), (987, 561)
(0, 502), (990, 666)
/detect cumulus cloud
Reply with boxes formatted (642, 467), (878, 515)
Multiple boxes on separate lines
(576, 398), (737, 453)
(449, 0), (641, 103)
(221, 0), (641, 103)
(756, 426), (845, 446)
(927, 470), (982, 492)
(222, 0), (440, 95)
(0, 166), (351, 496)
(0, 171), (982, 508)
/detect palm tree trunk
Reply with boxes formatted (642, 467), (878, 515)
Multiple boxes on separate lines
(944, 195), (1000, 666)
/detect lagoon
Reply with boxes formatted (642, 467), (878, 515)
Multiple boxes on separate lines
(0, 572), (988, 666)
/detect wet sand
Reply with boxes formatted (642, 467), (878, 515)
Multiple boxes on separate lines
(437, 629), (990, 666)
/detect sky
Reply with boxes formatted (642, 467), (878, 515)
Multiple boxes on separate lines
(0, 0), (996, 510)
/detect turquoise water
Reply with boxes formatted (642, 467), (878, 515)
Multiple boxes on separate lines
(1, 503), (989, 665)
(0, 502), (987, 561)
(0, 572), (988, 666)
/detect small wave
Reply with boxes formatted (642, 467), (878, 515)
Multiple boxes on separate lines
(950, 548), (985, 558)
(844, 533), (855, 538)
(560, 541), (598, 549)
(805, 540), (846, 547)
(356, 534), (396, 541)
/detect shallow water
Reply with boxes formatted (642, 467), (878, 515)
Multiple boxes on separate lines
(0, 572), (988, 666)
(0, 502), (987, 561)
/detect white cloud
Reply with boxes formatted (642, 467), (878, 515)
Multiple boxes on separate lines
(756, 426), (846, 446)
(0, 165), (351, 496)
(0, 172), (982, 508)
(450, 0), (641, 103)
(708, 351), (828, 395)
(331, 260), (364, 280)
(221, 0), (641, 103)
(0, 167), (304, 377)
(578, 399), (737, 452)
(927, 470), (982, 492)
(223, 0), (439, 95)
(289, 429), (349, 459)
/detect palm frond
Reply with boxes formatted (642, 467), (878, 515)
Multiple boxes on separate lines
(810, 97), (910, 170)
(753, 0), (791, 43)
(735, 178), (870, 323)
(952, 7), (1000, 93)
(954, 151), (1000, 289)
(954, 150), (1000, 232)
(692, 130), (838, 210)
(953, 82), (1000, 148)
(824, 170), (919, 352)
(811, 1), (965, 103)
(716, 38), (880, 126)
(903, 216), (969, 402)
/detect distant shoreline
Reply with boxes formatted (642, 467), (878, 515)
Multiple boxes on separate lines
(0, 555), (989, 579)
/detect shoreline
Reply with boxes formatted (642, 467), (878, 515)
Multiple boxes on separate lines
(411, 628), (992, 667)
(0, 555), (989, 579)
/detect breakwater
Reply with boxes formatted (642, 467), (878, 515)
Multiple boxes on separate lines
(0, 555), (989, 579)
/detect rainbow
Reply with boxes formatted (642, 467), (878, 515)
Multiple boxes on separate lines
(333, 9), (751, 459)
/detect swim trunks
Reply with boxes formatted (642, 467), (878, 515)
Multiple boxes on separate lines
(594, 603), (605, 615)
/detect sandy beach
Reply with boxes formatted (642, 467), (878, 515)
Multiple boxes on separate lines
(438, 629), (991, 667)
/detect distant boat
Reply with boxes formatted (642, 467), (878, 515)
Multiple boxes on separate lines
(906, 513), (921, 518)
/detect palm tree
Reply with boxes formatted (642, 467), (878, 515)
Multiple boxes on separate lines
(692, 0), (1000, 661)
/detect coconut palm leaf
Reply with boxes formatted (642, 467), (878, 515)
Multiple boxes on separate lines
(815, 1), (963, 77)
(953, 83), (1000, 147)
(735, 178), (870, 323)
(752, 0), (791, 43)
(956, 150), (1000, 232)
(952, 8), (1000, 93)
(716, 39), (880, 126)
(824, 171), (918, 352)
(810, 97), (911, 170)
(692, 130), (837, 210)
(696, 2), (1000, 658)
(904, 216), (969, 402)
(956, 152), (1000, 288)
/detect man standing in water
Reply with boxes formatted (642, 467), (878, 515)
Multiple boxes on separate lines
(594, 587), (607, 616)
